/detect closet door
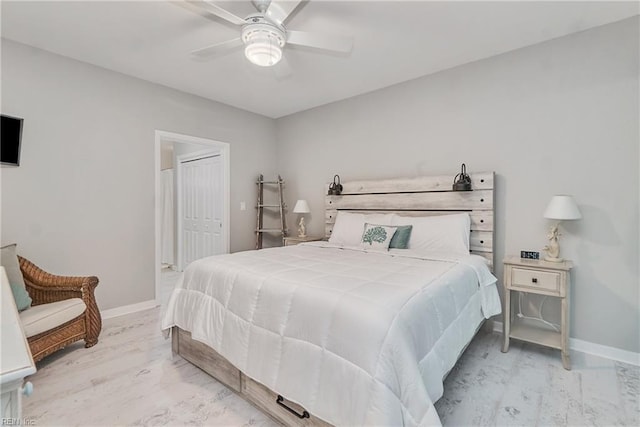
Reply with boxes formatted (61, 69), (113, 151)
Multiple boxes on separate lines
(179, 154), (223, 270)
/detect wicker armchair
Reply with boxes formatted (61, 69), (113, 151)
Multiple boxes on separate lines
(18, 256), (102, 362)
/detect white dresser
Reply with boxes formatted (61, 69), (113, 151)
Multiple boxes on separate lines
(1, 266), (36, 421)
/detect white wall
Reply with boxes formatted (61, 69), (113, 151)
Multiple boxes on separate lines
(0, 39), (278, 310)
(276, 18), (640, 353)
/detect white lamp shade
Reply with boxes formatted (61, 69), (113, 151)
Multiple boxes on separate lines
(293, 199), (310, 214)
(543, 195), (582, 220)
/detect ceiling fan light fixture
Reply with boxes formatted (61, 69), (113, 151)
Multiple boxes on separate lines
(242, 24), (285, 67)
(244, 38), (282, 67)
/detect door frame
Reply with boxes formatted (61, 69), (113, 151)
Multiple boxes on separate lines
(176, 149), (221, 272)
(154, 130), (230, 306)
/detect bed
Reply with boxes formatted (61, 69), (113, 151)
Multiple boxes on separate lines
(161, 172), (501, 426)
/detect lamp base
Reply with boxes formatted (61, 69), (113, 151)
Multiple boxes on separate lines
(544, 256), (564, 263)
(297, 216), (307, 239)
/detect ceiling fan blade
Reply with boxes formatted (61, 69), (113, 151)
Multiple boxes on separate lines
(190, 38), (243, 59)
(265, 0), (303, 26)
(287, 30), (353, 53)
(200, 1), (247, 26)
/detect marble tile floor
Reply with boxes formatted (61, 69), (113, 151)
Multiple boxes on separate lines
(23, 308), (276, 427)
(23, 307), (639, 426)
(435, 333), (639, 426)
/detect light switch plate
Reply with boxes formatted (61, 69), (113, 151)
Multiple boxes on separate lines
(520, 251), (540, 260)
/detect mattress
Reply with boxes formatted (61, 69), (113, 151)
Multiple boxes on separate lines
(161, 242), (501, 426)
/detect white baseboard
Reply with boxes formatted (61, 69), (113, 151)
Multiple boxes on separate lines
(569, 338), (640, 366)
(491, 320), (639, 366)
(101, 299), (159, 320)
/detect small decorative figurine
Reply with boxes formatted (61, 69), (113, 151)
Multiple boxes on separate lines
(544, 224), (561, 261)
(298, 216), (307, 238)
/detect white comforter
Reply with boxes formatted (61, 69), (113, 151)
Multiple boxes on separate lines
(161, 242), (501, 426)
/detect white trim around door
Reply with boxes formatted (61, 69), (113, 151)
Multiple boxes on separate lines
(154, 130), (230, 306)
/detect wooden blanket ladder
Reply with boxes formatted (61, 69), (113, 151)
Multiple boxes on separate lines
(256, 174), (287, 249)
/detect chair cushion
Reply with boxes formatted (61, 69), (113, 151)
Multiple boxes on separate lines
(20, 298), (86, 338)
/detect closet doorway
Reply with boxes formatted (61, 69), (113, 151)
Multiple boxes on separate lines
(154, 131), (230, 307)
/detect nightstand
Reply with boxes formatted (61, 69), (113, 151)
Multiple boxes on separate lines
(501, 256), (573, 370)
(283, 236), (323, 246)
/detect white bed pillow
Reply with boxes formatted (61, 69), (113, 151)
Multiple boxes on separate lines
(392, 213), (471, 254)
(329, 212), (395, 246)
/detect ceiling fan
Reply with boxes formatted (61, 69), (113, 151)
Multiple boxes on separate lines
(189, 0), (353, 68)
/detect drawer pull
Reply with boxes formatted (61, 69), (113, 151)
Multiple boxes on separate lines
(532, 278), (538, 283)
(277, 395), (310, 419)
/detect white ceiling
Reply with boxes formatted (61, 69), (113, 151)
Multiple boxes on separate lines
(2, 1), (638, 118)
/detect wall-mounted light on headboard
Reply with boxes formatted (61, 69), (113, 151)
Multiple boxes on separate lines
(452, 163), (472, 191)
(327, 174), (343, 195)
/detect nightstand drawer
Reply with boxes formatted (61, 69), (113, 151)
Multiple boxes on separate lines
(511, 267), (560, 293)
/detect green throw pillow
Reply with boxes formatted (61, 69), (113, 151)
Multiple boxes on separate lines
(10, 282), (32, 311)
(389, 225), (413, 249)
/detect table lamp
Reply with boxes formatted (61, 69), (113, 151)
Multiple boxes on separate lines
(543, 195), (582, 262)
(293, 199), (310, 238)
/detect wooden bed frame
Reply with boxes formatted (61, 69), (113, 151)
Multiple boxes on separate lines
(172, 327), (331, 426)
(171, 171), (495, 426)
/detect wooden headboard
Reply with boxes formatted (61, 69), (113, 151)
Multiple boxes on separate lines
(324, 172), (495, 268)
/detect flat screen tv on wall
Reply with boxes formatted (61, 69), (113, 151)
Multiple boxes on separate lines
(1, 114), (23, 166)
